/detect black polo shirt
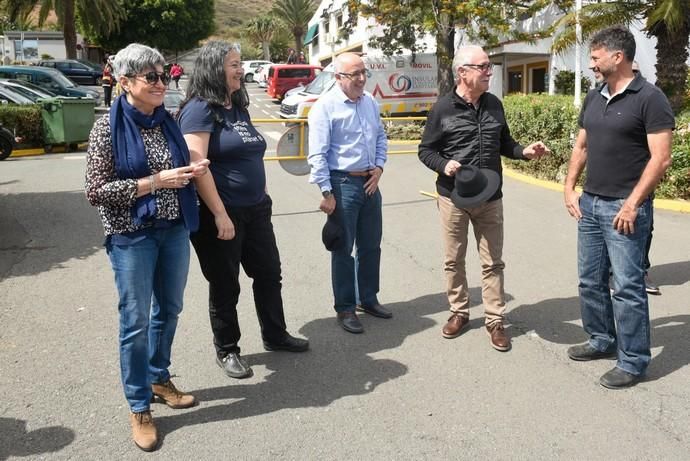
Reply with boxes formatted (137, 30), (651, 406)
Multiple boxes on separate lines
(579, 73), (675, 198)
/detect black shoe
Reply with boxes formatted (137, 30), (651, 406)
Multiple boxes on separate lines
(263, 333), (310, 352)
(337, 311), (364, 334)
(567, 343), (617, 361)
(216, 352), (253, 379)
(356, 303), (392, 319)
(645, 273), (661, 295)
(600, 367), (641, 389)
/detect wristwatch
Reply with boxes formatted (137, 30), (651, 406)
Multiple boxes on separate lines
(322, 190), (333, 198)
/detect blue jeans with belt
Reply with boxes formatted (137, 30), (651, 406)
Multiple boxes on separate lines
(577, 192), (651, 376)
(106, 222), (190, 412)
(330, 171), (383, 312)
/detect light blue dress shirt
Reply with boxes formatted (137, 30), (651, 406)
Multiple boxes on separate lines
(307, 84), (388, 192)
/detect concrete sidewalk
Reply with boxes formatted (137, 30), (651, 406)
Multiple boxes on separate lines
(1, 153), (688, 460)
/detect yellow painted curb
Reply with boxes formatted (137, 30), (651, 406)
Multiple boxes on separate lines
(503, 166), (690, 214)
(10, 143), (89, 158)
(389, 140), (421, 145)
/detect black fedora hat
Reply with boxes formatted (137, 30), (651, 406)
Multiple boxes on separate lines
(322, 213), (345, 251)
(450, 165), (501, 208)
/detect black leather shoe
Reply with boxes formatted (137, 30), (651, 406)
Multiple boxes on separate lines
(600, 367), (641, 389)
(356, 303), (392, 319)
(337, 311), (364, 334)
(216, 352), (253, 379)
(567, 343), (617, 361)
(263, 333), (310, 352)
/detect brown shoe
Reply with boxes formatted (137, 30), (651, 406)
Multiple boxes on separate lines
(442, 314), (469, 339)
(486, 322), (511, 351)
(152, 379), (197, 409)
(129, 410), (158, 452)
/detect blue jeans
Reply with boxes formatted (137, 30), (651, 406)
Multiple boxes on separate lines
(577, 192), (651, 376)
(106, 223), (190, 412)
(330, 171), (383, 312)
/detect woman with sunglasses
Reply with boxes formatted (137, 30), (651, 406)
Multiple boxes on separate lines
(85, 43), (209, 452)
(178, 41), (309, 381)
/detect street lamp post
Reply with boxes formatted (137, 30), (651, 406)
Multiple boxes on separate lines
(574, 0), (582, 108)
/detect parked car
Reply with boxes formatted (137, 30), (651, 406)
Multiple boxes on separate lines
(242, 60), (272, 83)
(0, 85), (34, 105)
(0, 66), (100, 101)
(266, 64), (321, 100)
(38, 59), (103, 86)
(163, 89), (185, 115)
(0, 79), (56, 102)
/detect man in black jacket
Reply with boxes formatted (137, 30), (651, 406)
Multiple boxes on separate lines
(418, 45), (548, 351)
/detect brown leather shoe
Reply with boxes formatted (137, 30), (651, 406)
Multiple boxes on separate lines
(442, 314), (469, 339)
(152, 379), (197, 409)
(486, 322), (511, 351)
(130, 410), (158, 452)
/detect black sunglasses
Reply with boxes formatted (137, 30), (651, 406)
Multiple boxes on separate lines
(129, 71), (171, 85)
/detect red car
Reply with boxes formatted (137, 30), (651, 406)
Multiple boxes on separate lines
(266, 64), (321, 100)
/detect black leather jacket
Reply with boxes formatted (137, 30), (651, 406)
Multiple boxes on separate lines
(418, 88), (525, 200)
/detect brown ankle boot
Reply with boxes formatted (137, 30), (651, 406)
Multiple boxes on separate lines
(130, 410), (158, 451)
(152, 379), (197, 409)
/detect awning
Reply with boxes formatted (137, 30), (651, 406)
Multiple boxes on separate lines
(303, 24), (319, 46)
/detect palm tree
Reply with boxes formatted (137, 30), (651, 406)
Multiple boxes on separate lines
(272, 0), (315, 54)
(550, 0), (690, 112)
(5, 0), (124, 59)
(246, 15), (277, 61)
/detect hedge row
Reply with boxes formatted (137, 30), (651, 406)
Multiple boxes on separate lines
(0, 104), (43, 146)
(384, 94), (690, 201)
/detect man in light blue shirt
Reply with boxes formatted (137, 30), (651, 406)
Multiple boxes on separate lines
(308, 52), (389, 334)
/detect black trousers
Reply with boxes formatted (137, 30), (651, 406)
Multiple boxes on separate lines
(191, 196), (287, 357)
(103, 85), (113, 107)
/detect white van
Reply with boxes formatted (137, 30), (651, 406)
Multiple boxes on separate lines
(279, 54), (438, 119)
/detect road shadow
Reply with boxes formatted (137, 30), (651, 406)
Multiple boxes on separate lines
(648, 260), (690, 289)
(0, 190), (103, 281)
(154, 292), (451, 443)
(508, 282), (689, 382)
(0, 417), (75, 461)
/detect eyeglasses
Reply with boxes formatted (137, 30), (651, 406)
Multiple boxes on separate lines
(463, 63), (494, 72)
(338, 70), (367, 79)
(128, 71), (171, 85)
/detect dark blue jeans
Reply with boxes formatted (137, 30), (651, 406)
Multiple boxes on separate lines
(577, 192), (652, 376)
(330, 171), (383, 312)
(106, 222), (190, 412)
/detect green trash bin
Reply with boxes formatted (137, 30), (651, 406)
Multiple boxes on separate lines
(41, 97), (96, 150)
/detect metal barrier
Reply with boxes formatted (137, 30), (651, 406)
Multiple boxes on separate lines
(252, 116), (425, 162)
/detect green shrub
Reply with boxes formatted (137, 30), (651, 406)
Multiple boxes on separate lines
(503, 94), (690, 201)
(554, 70), (592, 95)
(0, 104), (43, 146)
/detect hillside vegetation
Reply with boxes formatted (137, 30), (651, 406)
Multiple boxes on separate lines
(215, 0), (275, 38)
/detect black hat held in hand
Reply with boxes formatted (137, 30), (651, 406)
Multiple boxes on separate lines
(450, 165), (501, 208)
(322, 213), (344, 251)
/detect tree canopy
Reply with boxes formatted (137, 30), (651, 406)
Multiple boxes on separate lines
(272, 0), (316, 53)
(84, 0), (215, 56)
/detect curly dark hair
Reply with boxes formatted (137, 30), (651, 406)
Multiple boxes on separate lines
(180, 40), (249, 113)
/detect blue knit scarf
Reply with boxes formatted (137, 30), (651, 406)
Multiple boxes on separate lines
(110, 94), (198, 232)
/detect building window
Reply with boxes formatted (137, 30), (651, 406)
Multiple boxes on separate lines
(508, 67), (523, 93)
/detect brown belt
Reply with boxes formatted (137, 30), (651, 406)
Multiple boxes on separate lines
(348, 171), (370, 177)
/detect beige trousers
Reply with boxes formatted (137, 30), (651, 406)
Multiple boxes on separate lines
(437, 195), (506, 326)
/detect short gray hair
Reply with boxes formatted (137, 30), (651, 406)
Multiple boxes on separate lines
(112, 43), (165, 79)
(452, 45), (484, 74)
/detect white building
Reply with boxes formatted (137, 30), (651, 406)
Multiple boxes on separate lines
(0, 31), (89, 64)
(306, 1), (669, 98)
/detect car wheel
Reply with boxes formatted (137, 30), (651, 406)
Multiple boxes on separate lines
(245, 73), (254, 83)
(0, 135), (12, 160)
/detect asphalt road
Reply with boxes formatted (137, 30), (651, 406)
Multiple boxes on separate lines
(1, 97), (689, 460)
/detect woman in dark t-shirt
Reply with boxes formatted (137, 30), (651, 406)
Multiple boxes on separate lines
(178, 41), (309, 380)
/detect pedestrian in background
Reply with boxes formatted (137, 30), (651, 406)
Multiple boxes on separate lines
(85, 43), (209, 451)
(170, 62), (184, 89)
(178, 41), (309, 381)
(564, 26), (674, 389)
(418, 45), (549, 351)
(308, 52), (391, 334)
(101, 56), (114, 108)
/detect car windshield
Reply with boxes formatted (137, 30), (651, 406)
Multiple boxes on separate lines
(164, 91), (184, 109)
(0, 83), (41, 101)
(304, 70), (334, 95)
(50, 71), (77, 88)
(76, 59), (101, 71)
(7, 79), (56, 96)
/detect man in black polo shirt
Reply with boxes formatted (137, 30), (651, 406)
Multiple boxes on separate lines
(564, 26), (674, 389)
